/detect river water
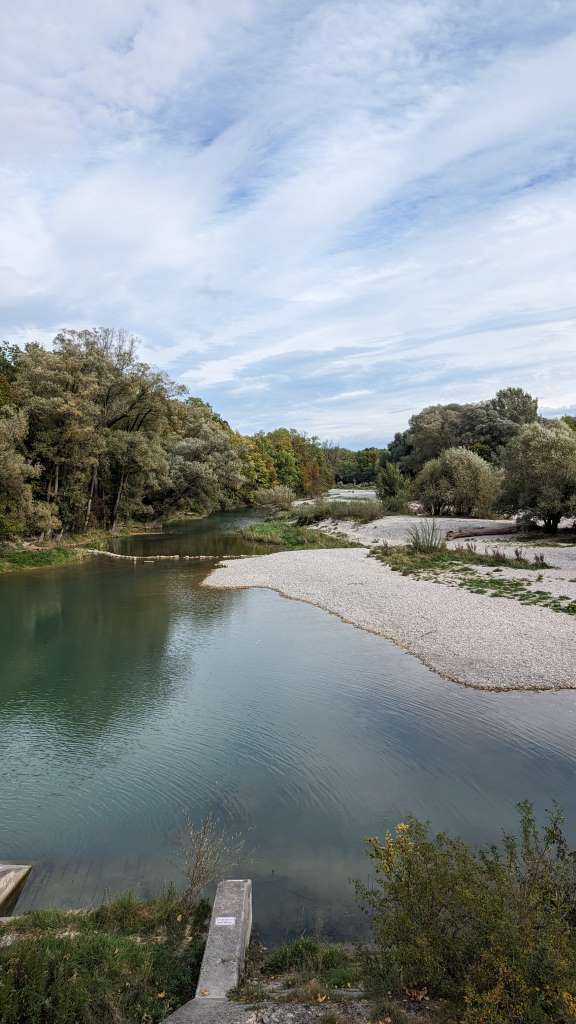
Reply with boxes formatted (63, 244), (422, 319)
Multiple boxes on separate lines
(1, 511), (576, 939)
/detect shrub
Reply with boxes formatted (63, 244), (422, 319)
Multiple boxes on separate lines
(356, 803), (576, 1024)
(415, 447), (500, 517)
(251, 485), (296, 510)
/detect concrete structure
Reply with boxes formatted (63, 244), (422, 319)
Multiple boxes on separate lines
(0, 863), (31, 914)
(165, 879), (252, 1022)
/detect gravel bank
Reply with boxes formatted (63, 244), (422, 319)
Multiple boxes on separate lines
(205, 548), (576, 691)
(318, 513), (512, 547)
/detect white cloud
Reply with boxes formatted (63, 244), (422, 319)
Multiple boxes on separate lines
(1, 0), (576, 442)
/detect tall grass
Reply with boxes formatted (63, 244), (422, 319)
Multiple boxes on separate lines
(294, 499), (385, 526)
(406, 520), (446, 552)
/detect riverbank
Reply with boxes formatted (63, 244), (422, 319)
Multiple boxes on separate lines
(205, 546), (576, 691)
(0, 546), (88, 575)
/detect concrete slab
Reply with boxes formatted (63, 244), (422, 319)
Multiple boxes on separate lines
(164, 998), (254, 1022)
(196, 879), (252, 1000)
(0, 864), (32, 914)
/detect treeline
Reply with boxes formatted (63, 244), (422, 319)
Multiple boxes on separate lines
(332, 387), (576, 532)
(378, 387), (576, 531)
(0, 329), (334, 539)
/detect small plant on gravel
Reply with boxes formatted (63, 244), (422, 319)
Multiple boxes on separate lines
(406, 520), (446, 553)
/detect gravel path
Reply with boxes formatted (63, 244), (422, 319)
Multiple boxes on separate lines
(205, 548), (576, 691)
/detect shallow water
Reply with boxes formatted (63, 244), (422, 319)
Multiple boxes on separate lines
(1, 511), (576, 939)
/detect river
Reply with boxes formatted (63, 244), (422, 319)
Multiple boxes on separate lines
(1, 510), (576, 939)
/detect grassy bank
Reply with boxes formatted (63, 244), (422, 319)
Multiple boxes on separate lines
(371, 541), (576, 615)
(294, 498), (386, 525)
(0, 547), (88, 575)
(0, 892), (209, 1024)
(239, 521), (359, 549)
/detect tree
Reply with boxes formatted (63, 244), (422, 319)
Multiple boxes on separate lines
(0, 407), (37, 538)
(489, 386), (538, 425)
(415, 447), (500, 517)
(501, 422), (576, 532)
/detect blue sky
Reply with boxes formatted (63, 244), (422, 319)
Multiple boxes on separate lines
(1, 1), (576, 447)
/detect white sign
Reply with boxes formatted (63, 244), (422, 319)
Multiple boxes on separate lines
(215, 916), (236, 927)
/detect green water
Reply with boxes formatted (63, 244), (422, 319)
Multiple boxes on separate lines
(1, 511), (576, 939)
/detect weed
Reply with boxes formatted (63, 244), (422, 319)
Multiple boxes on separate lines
(406, 520), (446, 553)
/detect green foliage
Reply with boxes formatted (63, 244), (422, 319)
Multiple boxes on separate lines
(0, 330), (340, 540)
(501, 422), (576, 533)
(415, 447), (501, 517)
(376, 463), (411, 512)
(357, 803), (576, 1024)
(262, 937), (351, 978)
(0, 893), (209, 1024)
(0, 547), (86, 574)
(239, 522), (357, 549)
(331, 446), (382, 484)
(374, 541), (550, 574)
(386, 387), (539, 472)
(294, 499), (385, 525)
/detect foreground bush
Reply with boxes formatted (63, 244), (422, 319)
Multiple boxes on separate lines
(0, 893), (209, 1024)
(357, 803), (576, 1023)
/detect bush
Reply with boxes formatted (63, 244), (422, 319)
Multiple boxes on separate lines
(356, 803), (576, 1024)
(251, 485), (296, 510)
(376, 464), (411, 512)
(415, 447), (500, 517)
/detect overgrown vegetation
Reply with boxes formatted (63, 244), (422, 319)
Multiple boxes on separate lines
(231, 936), (364, 1009)
(239, 521), (358, 549)
(357, 802), (576, 1023)
(0, 547), (87, 574)
(294, 498), (386, 525)
(0, 892), (209, 1024)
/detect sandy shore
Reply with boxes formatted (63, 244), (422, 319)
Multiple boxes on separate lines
(205, 547), (576, 691)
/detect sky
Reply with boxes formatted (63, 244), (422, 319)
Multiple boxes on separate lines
(1, 1), (576, 447)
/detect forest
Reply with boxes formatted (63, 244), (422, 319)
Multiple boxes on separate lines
(0, 329), (334, 539)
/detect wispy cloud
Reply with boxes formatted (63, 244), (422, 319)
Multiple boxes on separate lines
(1, 1), (576, 444)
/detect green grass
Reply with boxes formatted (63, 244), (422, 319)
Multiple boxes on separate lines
(0, 547), (87, 574)
(371, 544), (576, 615)
(372, 543), (550, 575)
(231, 936), (364, 1008)
(239, 521), (359, 549)
(294, 499), (386, 526)
(0, 893), (209, 1024)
